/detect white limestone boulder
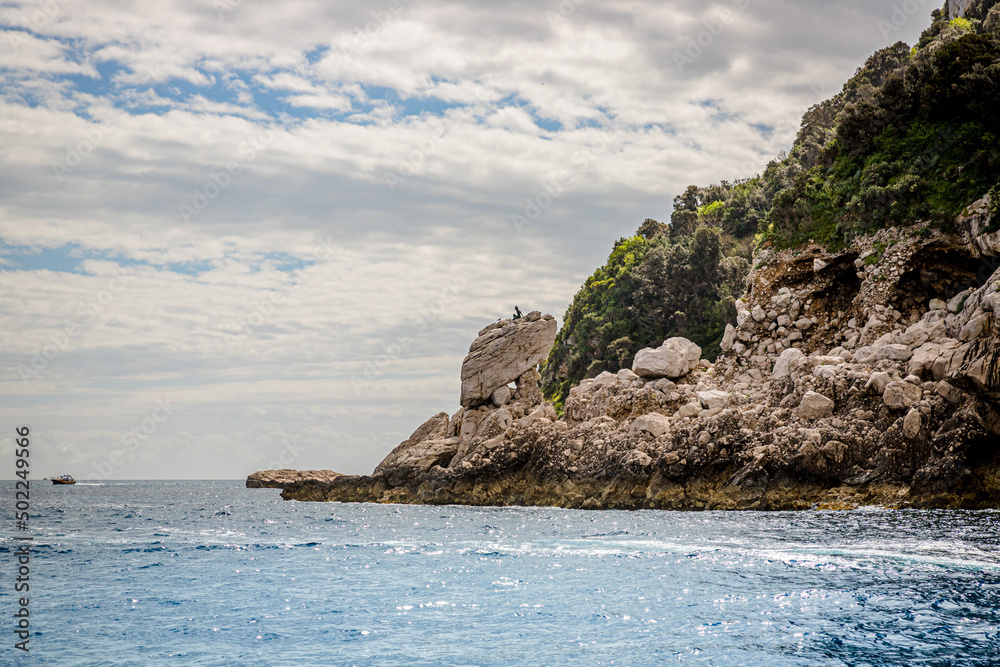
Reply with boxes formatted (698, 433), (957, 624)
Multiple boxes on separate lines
(632, 337), (702, 379)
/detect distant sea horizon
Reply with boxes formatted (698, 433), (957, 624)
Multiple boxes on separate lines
(2, 480), (999, 665)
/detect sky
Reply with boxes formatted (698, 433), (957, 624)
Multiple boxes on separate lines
(0, 0), (930, 480)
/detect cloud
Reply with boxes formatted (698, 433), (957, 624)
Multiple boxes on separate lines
(0, 0), (932, 478)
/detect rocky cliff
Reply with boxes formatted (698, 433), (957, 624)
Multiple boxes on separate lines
(274, 213), (1000, 509)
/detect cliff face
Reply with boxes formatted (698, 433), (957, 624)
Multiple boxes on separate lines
(279, 198), (1000, 510)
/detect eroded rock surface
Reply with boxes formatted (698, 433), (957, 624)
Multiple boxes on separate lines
(276, 200), (1000, 511)
(632, 338), (702, 379)
(460, 311), (557, 407)
(246, 469), (342, 488)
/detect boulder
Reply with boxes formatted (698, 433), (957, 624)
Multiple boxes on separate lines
(632, 337), (702, 379)
(491, 385), (512, 407)
(798, 391), (834, 420)
(622, 449), (653, 468)
(629, 412), (672, 438)
(903, 409), (922, 439)
(676, 402), (702, 419)
(720, 324), (737, 352)
(593, 371), (618, 389)
(959, 314), (989, 341)
(883, 381), (922, 410)
(697, 390), (729, 411)
(907, 343), (941, 378)
(617, 368), (640, 383)
(936, 380), (964, 404)
(772, 347), (805, 381)
(460, 314), (557, 406)
(865, 371), (893, 394)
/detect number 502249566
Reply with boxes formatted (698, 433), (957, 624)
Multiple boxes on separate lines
(15, 426), (30, 518)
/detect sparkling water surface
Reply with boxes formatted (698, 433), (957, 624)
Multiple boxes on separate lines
(2, 480), (999, 665)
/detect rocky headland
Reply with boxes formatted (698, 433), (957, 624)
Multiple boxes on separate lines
(250, 3), (1000, 510)
(258, 203), (1000, 509)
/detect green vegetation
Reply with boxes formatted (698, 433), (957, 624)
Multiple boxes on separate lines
(541, 0), (1000, 406)
(759, 1), (1000, 249)
(541, 204), (753, 408)
(989, 182), (1000, 232)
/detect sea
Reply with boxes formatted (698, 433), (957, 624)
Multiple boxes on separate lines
(1, 480), (999, 665)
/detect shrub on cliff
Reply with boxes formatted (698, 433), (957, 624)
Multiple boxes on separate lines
(541, 220), (751, 407)
(760, 1), (1000, 248)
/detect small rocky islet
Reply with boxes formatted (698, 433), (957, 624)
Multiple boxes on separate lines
(253, 200), (1000, 510)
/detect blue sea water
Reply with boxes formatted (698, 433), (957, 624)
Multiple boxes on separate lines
(1, 481), (1000, 665)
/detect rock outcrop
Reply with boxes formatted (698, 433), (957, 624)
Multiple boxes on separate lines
(632, 338), (702, 379)
(460, 311), (557, 407)
(246, 469), (342, 488)
(275, 197), (1000, 511)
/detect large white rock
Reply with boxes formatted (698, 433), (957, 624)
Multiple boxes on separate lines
(617, 368), (640, 383)
(632, 337), (702, 379)
(720, 324), (737, 352)
(593, 371), (617, 389)
(629, 412), (672, 438)
(697, 390), (729, 411)
(798, 391), (835, 420)
(865, 371), (893, 394)
(460, 314), (557, 407)
(772, 347), (805, 381)
(906, 342), (936, 373)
